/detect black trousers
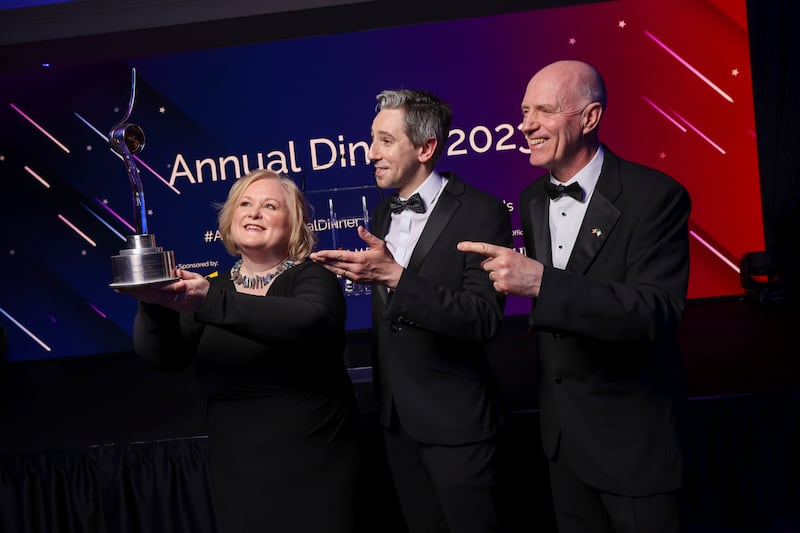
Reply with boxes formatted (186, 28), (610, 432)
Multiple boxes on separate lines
(382, 422), (500, 533)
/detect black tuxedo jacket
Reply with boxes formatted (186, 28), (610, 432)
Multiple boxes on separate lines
(371, 172), (513, 445)
(519, 146), (691, 496)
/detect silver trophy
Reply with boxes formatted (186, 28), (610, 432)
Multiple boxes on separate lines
(109, 68), (178, 288)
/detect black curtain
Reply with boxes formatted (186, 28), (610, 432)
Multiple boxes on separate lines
(747, 0), (800, 302)
(0, 438), (216, 533)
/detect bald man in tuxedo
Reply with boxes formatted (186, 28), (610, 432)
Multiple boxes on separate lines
(460, 60), (690, 533)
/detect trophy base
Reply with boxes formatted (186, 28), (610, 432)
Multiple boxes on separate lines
(110, 234), (178, 288)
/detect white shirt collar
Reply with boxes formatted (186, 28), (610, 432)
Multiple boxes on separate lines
(400, 170), (447, 210)
(550, 145), (604, 200)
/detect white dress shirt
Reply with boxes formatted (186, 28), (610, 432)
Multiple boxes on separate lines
(549, 146), (604, 269)
(385, 171), (448, 268)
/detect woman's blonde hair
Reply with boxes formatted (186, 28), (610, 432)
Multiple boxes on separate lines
(216, 169), (317, 260)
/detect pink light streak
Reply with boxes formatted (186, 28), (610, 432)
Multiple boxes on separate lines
(57, 214), (97, 247)
(94, 197), (135, 233)
(9, 102), (71, 153)
(88, 303), (107, 318)
(641, 95), (687, 132)
(671, 109), (727, 154)
(0, 305), (52, 352)
(24, 165), (51, 188)
(690, 230), (740, 273)
(134, 154), (181, 195)
(644, 31), (734, 104)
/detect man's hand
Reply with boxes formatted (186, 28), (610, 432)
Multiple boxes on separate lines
(310, 226), (404, 289)
(457, 241), (544, 297)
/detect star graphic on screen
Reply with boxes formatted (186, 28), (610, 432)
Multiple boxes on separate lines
(569, 37), (576, 45)
(82, 250), (87, 256)
(0, 154), (5, 162)
(732, 68), (739, 76)
(114, 106), (120, 113)
(618, 20), (626, 28)
(159, 106), (166, 114)
(148, 209), (154, 216)
(9, 249), (15, 256)
(87, 145), (93, 151)
(660, 152), (667, 159)
(103, 199), (109, 204)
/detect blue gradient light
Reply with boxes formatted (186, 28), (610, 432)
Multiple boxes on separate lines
(0, 0), (73, 8)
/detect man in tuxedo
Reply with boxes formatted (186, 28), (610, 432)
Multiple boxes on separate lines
(459, 60), (690, 532)
(311, 89), (512, 532)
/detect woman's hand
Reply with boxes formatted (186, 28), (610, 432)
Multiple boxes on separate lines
(117, 269), (210, 312)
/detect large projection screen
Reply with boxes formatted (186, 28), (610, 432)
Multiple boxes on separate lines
(0, 0), (763, 361)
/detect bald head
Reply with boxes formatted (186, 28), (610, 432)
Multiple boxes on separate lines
(529, 60), (607, 111)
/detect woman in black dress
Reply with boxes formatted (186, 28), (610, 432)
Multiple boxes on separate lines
(126, 169), (359, 532)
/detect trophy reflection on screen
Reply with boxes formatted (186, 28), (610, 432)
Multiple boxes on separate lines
(306, 185), (376, 296)
(109, 68), (178, 288)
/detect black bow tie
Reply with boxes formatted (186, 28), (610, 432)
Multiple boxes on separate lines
(389, 192), (426, 214)
(544, 181), (584, 201)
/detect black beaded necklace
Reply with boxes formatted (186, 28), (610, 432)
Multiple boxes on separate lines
(230, 258), (296, 289)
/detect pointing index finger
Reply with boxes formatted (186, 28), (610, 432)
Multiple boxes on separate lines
(310, 249), (350, 262)
(457, 241), (503, 258)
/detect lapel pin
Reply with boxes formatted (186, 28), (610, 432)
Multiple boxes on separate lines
(591, 228), (602, 237)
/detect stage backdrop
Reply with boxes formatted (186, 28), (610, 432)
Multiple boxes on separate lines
(0, 0), (763, 361)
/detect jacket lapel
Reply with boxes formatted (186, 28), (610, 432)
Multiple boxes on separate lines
(373, 200), (392, 305)
(566, 147), (622, 274)
(406, 173), (462, 273)
(528, 191), (552, 267)
(374, 201), (391, 240)
(567, 193), (619, 273)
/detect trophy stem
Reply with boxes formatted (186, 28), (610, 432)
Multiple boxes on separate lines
(128, 163), (147, 234)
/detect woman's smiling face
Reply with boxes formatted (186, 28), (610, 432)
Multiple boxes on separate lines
(230, 177), (291, 259)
